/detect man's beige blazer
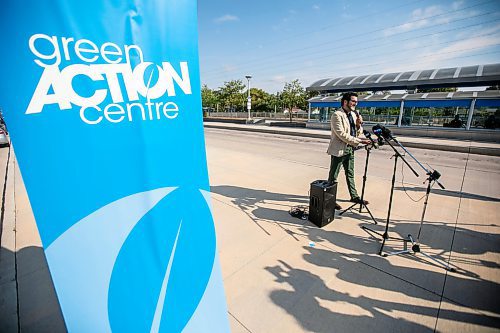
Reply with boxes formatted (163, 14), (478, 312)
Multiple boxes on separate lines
(327, 109), (363, 157)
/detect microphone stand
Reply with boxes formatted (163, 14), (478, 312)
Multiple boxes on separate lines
(389, 137), (455, 272)
(340, 144), (377, 225)
(362, 135), (419, 256)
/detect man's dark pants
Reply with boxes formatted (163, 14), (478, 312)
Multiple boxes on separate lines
(328, 146), (359, 200)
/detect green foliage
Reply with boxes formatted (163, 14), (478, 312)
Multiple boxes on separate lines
(201, 85), (218, 109)
(218, 80), (246, 112)
(249, 88), (272, 112)
(201, 79), (311, 114)
(281, 79), (306, 121)
(266, 92), (283, 112)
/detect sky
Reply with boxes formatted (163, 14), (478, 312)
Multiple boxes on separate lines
(197, 0), (500, 93)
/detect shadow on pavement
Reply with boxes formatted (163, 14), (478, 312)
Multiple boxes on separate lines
(0, 245), (66, 333)
(266, 251), (500, 333)
(394, 186), (500, 202)
(211, 185), (309, 212)
(211, 185), (310, 237)
(212, 184), (500, 332)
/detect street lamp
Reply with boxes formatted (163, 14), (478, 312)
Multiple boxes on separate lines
(245, 75), (252, 120)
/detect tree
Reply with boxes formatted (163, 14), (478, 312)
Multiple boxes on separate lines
(304, 90), (319, 110)
(265, 92), (282, 113)
(249, 88), (272, 112)
(218, 80), (246, 112)
(201, 85), (218, 111)
(281, 79), (306, 122)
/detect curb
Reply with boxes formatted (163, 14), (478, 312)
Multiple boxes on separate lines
(204, 123), (500, 156)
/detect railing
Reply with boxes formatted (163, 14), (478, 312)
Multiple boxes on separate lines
(206, 111), (499, 129)
(205, 111), (308, 120)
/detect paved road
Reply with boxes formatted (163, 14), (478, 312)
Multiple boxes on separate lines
(204, 121), (500, 156)
(205, 127), (499, 194)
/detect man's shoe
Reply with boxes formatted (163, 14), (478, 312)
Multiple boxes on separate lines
(335, 203), (342, 210)
(350, 197), (369, 205)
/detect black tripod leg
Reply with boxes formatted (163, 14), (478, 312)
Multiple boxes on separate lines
(362, 225), (385, 238)
(362, 204), (377, 224)
(339, 202), (357, 216)
(379, 154), (399, 256)
(362, 225), (409, 242)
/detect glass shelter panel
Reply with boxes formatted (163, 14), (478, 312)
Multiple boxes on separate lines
(310, 107), (337, 122)
(358, 107), (400, 125)
(471, 107), (500, 129)
(401, 106), (468, 127)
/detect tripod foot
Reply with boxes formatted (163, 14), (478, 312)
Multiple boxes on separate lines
(407, 235), (455, 272)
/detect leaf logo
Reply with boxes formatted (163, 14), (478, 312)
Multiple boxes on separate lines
(46, 187), (219, 332)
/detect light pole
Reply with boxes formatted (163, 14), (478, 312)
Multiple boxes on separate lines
(245, 75), (252, 120)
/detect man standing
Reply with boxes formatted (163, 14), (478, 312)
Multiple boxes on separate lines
(327, 92), (371, 210)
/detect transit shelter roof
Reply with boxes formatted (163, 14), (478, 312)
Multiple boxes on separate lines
(307, 63), (500, 93)
(308, 90), (500, 108)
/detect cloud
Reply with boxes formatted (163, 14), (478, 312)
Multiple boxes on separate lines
(222, 64), (238, 73)
(214, 14), (239, 24)
(452, 0), (465, 11)
(385, 5), (443, 36)
(459, 22), (500, 38)
(413, 5), (442, 18)
(271, 75), (286, 82)
(313, 5), (320, 10)
(383, 1), (484, 37)
(380, 35), (500, 72)
(407, 20), (500, 47)
(425, 35), (500, 61)
(282, 9), (298, 23)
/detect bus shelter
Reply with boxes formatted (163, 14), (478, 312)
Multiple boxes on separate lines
(307, 64), (500, 130)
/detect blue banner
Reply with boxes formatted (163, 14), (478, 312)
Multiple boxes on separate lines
(0, 1), (230, 332)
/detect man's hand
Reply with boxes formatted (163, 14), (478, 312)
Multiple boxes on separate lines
(360, 138), (371, 145)
(356, 113), (363, 128)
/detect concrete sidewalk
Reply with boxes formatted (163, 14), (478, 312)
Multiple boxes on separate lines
(204, 121), (500, 156)
(205, 128), (500, 332)
(0, 147), (66, 332)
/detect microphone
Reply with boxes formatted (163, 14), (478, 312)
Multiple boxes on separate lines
(363, 130), (378, 149)
(354, 110), (362, 127)
(372, 124), (396, 142)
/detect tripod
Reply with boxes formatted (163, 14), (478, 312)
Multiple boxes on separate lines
(340, 145), (377, 225)
(364, 125), (454, 271)
(362, 141), (418, 255)
(390, 171), (455, 271)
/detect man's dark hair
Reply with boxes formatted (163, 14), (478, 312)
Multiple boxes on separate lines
(341, 92), (358, 106)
